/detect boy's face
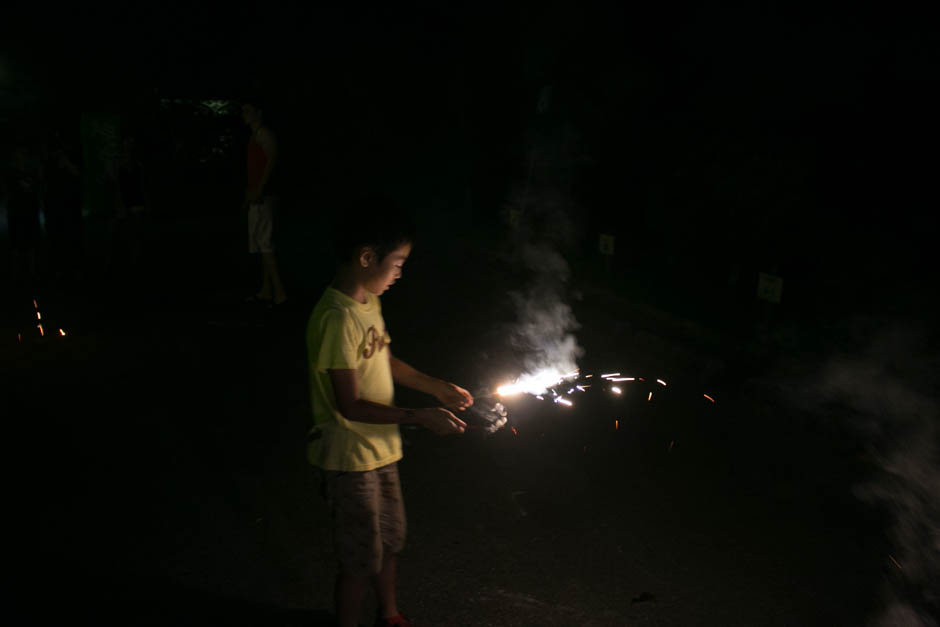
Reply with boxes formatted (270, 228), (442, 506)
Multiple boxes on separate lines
(363, 243), (411, 295)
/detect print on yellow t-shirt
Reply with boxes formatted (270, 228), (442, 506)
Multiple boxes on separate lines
(306, 287), (401, 471)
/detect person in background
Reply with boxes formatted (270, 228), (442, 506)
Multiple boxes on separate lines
(112, 133), (147, 281)
(242, 98), (287, 307)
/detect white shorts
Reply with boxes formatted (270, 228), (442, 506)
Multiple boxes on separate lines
(247, 198), (275, 254)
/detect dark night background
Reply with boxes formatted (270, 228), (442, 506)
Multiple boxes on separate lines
(2, 2), (939, 626)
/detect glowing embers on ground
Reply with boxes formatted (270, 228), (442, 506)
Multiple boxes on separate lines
(17, 298), (68, 342)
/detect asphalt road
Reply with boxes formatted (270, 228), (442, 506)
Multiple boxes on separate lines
(2, 214), (919, 626)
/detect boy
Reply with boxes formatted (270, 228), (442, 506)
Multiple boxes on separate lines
(307, 197), (473, 627)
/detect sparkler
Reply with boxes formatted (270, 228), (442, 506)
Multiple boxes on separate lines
(496, 368), (579, 397)
(888, 555), (903, 570)
(490, 367), (717, 442)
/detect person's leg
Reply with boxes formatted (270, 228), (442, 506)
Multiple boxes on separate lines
(261, 252), (286, 304)
(372, 554), (399, 620)
(373, 463), (407, 621)
(329, 470), (382, 627)
(335, 572), (370, 627)
(257, 254), (272, 300)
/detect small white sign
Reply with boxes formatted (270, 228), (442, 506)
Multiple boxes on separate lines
(599, 234), (615, 256)
(757, 272), (783, 303)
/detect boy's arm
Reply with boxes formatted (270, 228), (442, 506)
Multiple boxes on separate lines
(390, 354), (474, 411)
(328, 369), (465, 435)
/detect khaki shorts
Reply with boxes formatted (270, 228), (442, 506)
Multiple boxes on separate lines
(247, 197), (275, 253)
(325, 463), (406, 577)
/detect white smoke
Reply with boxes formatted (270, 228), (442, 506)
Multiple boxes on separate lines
(505, 242), (582, 384)
(811, 324), (939, 626)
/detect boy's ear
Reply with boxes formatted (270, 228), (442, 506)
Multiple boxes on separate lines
(359, 246), (377, 268)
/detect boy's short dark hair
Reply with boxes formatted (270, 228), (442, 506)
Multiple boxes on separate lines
(334, 195), (416, 264)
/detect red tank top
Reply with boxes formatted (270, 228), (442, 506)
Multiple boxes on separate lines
(246, 137), (267, 188)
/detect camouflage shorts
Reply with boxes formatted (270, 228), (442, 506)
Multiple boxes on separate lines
(325, 462), (406, 577)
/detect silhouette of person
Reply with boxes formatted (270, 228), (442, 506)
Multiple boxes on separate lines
(242, 98), (287, 307)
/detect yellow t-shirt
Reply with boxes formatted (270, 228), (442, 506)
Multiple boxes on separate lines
(306, 287), (401, 471)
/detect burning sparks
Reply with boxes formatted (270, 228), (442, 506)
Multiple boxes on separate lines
(657, 379), (667, 387)
(648, 392), (653, 402)
(611, 386), (622, 395)
(608, 377), (632, 382)
(33, 299), (38, 309)
(600, 372), (620, 378)
(511, 426), (518, 436)
(556, 397), (573, 407)
(668, 440), (675, 452)
(17, 333), (22, 342)
(497, 368), (579, 396)
(36, 311), (41, 320)
(59, 329), (66, 337)
(37, 324), (44, 337)
(615, 419), (619, 430)
(704, 394), (715, 403)
(889, 555), (903, 570)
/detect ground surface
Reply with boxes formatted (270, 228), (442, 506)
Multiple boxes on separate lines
(2, 211), (923, 626)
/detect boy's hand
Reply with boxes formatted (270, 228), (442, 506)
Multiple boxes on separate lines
(415, 407), (466, 435)
(434, 381), (474, 411)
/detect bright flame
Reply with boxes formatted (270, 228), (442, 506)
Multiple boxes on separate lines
(496, 368), (579, 396)
(611, 386), (622, 395)
(657, 379), (667, 386)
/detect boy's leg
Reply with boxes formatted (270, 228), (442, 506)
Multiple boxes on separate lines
(373, 463), (407, 621)
(336, 572), (370, 627)
(329, 470), (384, 626)
(372, 554), (399, 620)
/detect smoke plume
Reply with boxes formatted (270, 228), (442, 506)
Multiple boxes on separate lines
(810, 323), (939, 626)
